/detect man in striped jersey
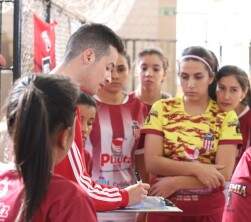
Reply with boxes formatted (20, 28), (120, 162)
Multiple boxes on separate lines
(51, 23), (149, 212)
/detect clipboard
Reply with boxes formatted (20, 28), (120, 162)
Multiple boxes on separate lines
(111, 196), (182, 213)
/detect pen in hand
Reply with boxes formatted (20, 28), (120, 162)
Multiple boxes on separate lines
(135, 170), (142, 183)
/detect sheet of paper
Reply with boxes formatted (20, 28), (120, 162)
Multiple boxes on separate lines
(111, 196), (183, 213)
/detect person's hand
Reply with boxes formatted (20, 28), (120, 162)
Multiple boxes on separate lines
(125, 182), (150, 206)
(192, 163), (225, 189)
(149, 177), (178, 198)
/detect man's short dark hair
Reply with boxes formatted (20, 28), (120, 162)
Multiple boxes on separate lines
(64, 23), (124, 63)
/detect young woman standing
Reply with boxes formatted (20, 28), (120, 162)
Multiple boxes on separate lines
(142, 46), (242, 222)
(133, 48), (171, 111)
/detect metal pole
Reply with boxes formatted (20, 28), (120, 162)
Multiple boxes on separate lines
(249, 41), (251, 75)
(132, 40), (136, 90)
(45, 0), (51, 23)
(13, 0), (21, 80)
(0, 1), (2, 54)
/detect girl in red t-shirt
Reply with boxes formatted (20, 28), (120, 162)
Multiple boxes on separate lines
(0, 74), (97, 222)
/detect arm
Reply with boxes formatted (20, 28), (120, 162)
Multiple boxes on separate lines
(144, 134), (224, 177)
(56, 142), (150, 211)
(215, 144), (237, 181)
(144, 134), (225, 188)
(150, 144), (238, 197)
(55, 142), (129, 211)
(175, 144), (238, 189)
(177, 144), (238, 188)
(150, 176), (207, 197)
(144, 134), (194, 176)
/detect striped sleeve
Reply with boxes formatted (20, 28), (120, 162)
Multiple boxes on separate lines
(55, 112), (129, 211)
(66, 142), (129, 211)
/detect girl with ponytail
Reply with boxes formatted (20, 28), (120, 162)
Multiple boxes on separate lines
(0, 74), (97, 222)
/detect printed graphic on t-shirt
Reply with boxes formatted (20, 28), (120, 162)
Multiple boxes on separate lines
(143, 98), (242, 164)
(0, 202), (10, 219)
(228, 183), (247, 197)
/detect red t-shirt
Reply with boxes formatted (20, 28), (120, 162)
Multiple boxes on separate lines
(0, 169), (97, 222)
(222, 147), (251, 222)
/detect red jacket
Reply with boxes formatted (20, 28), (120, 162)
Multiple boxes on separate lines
(0, 170), (97, 222)
(55, 109), (129, 211)
(222, 147), (251, 222)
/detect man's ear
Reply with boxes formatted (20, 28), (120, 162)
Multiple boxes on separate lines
(81, 48), (96, 65)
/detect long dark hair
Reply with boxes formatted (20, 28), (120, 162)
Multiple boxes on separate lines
(215, 65), (251, 107)
(6, 74), (79, 221)
(181, 46), (216, 76)
(181, 46), (218, 99)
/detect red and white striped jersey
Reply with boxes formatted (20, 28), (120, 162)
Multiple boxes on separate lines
(54, 109), (129, 211)
(86, 93), (148, 188)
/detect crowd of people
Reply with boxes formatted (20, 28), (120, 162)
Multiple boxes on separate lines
(0, 22), (250, 222)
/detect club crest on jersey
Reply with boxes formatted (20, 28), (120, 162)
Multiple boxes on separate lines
(202, 133), (214, 152)
(111, 137), (123, 156)
(228, 183), (247, 197)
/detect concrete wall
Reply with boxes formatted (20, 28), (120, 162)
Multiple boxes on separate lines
(117, 0), (177, 95)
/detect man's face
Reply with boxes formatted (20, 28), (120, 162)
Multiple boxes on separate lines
(84, 46), (118, 95)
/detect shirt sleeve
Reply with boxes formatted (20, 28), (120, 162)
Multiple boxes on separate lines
(219, 110), (242, 145)
(141, 100), (165, 137)
(49, 190), (97, 222)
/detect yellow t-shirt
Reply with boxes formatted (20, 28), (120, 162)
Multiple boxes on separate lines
(142, 97), (242, 164)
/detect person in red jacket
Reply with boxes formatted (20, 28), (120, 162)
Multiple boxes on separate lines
(222, 147), (251, 222)
(52, 22), (149, 211)
(0, 74), (97, 222)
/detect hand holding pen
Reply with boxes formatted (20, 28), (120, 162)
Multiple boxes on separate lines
(135, 170), (142, 183)
(125, 171), (150, 206)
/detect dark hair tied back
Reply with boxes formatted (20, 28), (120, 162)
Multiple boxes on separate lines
(7, 74), (79, 221)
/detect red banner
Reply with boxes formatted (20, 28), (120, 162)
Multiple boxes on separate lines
(34, 14), (56, 73)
